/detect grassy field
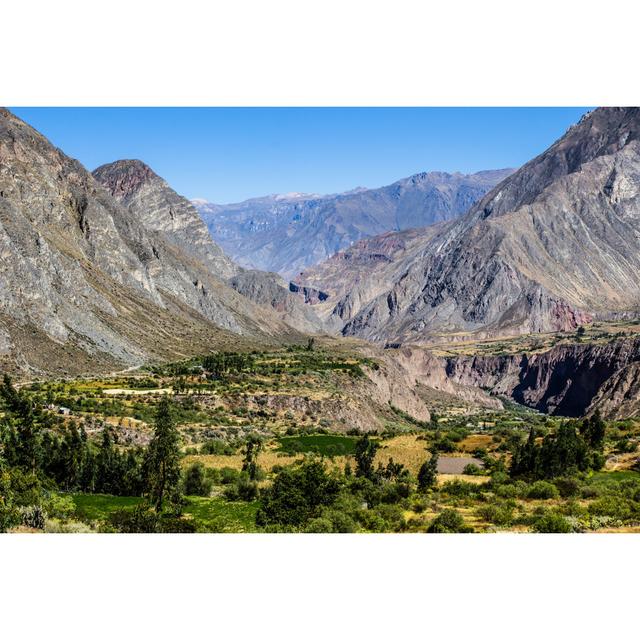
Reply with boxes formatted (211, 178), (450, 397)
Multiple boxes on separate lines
(277, 434), (359, 456)
(71, 494), (259, 532)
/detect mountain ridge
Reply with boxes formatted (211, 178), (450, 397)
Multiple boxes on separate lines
(195, 168), (514, 278)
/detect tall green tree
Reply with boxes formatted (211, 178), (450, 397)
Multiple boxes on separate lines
(354, 434), (379, 480)
(242, 435), (263, 481)
(418, 449), (439, 493)
(144, 396), (182, 511)
(0, 374), (41, 473)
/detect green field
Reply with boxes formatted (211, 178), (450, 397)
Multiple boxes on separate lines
(277, 434), (360, 456)
(71, 494), (259, 532)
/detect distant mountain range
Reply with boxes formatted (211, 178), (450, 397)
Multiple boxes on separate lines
(194, 169), (514, 278)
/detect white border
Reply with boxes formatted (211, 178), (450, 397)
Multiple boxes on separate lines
(3, 0), (640, 106)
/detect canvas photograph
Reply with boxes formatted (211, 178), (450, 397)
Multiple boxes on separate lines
(2, 105), (640, 535)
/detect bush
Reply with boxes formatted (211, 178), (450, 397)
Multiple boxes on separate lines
(110, 505), (159, 533)
(19, 505), (46, 530)
(441, 479), (480, 497)
(427, 509), (473, 533)
(182, 462), (213, 496)
(554, 477), (582, 498)
(304, 517), (334, 533)
(463, 463), (484, 476)
(588, 496), (634, 521)
(532, 512), (572, 533)
(527, 481), (559, 500)
(476, 502), (514, 527)
(219, 467), (241, 485)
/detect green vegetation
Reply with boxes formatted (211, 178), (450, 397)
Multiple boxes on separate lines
(278, 434), (359, 456)
(3, 348), (640, 534)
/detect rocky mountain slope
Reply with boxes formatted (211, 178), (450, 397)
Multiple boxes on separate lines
(336, 108), (640, 345)
(291, 225), (445, 332)
(93, 160), (239, 280)
(0, 109), (298, 376)
(93, 161), (325, 335)
(195, 169), (513, 278)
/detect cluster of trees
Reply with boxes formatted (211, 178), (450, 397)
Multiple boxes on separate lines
(510, 413), (606, 479)
(201, 353), (256, 379)
(256, 434), (440, 532)
(0, 375), (184, 531)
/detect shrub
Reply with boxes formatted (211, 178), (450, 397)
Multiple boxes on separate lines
(427, 509), (473, 533)
(441, 479), (480, 497)
(219, 467), (241, 485)
(476, 502), (514, 527)
(182, 462), (213, 496)
(324, 509), (358, 533)
(304, 517), (334, 533)
(463, 463), (484, 476)
(19, 505), (46, 530)
(495, 483), (518, 499)
(588, 496), (634, 521)
(532, 512), (572, 533)
(527, 481), (559, 500)
(109, 505), (159, 533)
(554, 477), (582, 498)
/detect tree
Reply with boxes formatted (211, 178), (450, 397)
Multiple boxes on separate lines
(182, 462), (212, 496)
(144, 396), (182, 511)
(418, 450), (439, 493)
(242, 435), (263, 481)
(354, 434), (379, 480)
(580, 411), (606, 450)
(0, 374), (41, 472)
(257, 460), (341, 527)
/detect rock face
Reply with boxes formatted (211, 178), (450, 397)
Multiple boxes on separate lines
(443, 337), (640, 419)
(0, 109), (296, 376)
(195, 169), (513, 278)
(228, 270), (325, 335)
(292, 225), (443, 331)
(337, 108), (640, 344)
(93, 160), (239, 280)
(94, 160), (326, 335)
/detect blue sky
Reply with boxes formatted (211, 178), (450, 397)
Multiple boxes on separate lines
(11, 107), (590, 203)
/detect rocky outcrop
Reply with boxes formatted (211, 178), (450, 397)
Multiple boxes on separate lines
(93, 159), (239, 280)
(195, 169), (513, 278)
(228, 270), (325, 334)
(396, 337), (640, 419)
(340, 108), (640, 345)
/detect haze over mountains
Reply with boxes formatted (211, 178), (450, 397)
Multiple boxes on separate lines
(195, 169), (514, 278)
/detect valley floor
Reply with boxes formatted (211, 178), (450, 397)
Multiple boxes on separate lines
(2, 341), (640, 533)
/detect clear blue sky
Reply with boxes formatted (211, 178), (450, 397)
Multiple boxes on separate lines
(11, 107), (590, 203)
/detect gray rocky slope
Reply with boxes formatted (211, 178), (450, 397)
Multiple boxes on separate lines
(195, 169), (514, 278)
(0, 109), (299, 375)
(320, 108), (640, 344)
(93, 160), (325, 335)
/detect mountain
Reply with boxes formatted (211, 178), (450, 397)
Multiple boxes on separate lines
(329, 108), (640, 345)
(92, 161), (326, 334)
(93, 160), (239, 280)
(291, 226), (442, 332)
(0, 109), (297, 376)
(195, 169), (514, 278)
